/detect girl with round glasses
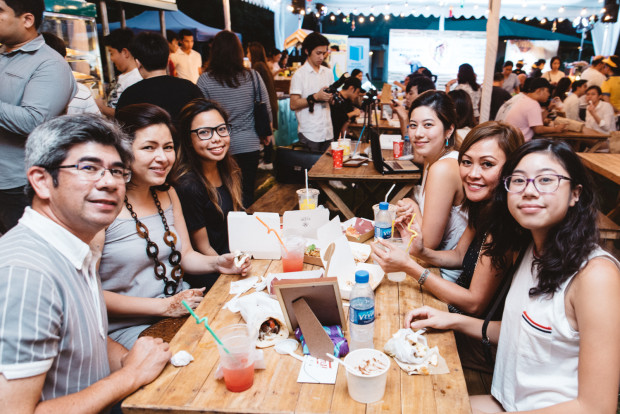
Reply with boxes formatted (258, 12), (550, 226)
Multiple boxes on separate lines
(405, 139), (620, 413)
(396, 90), (467, 282)
(96, 104), (250, 349)
(173, 98), (245, 290)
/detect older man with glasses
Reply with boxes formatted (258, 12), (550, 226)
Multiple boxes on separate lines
(0, 114), (170, 413)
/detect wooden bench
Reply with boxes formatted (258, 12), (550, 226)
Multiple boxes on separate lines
(247, 182), (299, 215)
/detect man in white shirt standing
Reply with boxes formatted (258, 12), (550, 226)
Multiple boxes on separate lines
(289, 32), (334, 153)
(171, 29), (202, 84)
(585, 86), (616, 133)
(562, 80), (587, 121)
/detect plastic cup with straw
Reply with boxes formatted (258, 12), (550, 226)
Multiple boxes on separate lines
(182, 300), (232, 355)
(406, 213), (418, 251)
(255, 215), (288, 254)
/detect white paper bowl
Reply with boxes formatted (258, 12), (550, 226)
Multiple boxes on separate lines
(343, 348), (390, 404)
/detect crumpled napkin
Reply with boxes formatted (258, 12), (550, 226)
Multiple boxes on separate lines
(170, 350), (194, 367)
(383, 328), (449, 375)
(214, 349), (266, 380)
(223, 276), (267, 310)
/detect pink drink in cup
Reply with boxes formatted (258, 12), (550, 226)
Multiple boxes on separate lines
(216, 324), (255, 392)
(281, 236), (305, 272)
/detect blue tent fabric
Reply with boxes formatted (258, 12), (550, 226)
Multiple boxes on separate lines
(104, 10), (221, 41)
(443, 19), (588, 44)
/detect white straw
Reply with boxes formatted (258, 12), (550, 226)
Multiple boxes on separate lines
(305, 169), (309, 203)
(385, 184), (396, 202)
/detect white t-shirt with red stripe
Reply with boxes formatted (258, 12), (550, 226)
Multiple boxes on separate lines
(491, 244), (619, 411)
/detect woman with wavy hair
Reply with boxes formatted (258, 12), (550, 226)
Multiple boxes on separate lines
(406, 139), (620, 413)
(97, 104), (249, 349)
(446, 63), (481, 119)
(197, 31), (272, 207)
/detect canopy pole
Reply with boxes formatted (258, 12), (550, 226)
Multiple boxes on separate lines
(159, 10), (166, 37)
(99, 1), (115, 84)
(223, 0), (231, 31)
(120, 3), (126, 28)
(479, 0), (501, 123)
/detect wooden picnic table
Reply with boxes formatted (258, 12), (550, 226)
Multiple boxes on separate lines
(307, 143), (421, 220)
(578, 152), (620, 222)
(538, 127), (609, 152)
(123, 258), (472, 414)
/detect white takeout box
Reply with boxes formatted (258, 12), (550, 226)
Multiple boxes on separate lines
(282, 208), (330, 239)
(379, 134), (402, 150)
(228, 211), (282, 259)
(315, 219), (384, 300)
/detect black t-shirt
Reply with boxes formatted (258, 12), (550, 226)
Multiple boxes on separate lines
(330, 97), (354, 140)
(490, 86), (512, 120)
(116, 75), (202, 124)
(174, 171), (233, 255)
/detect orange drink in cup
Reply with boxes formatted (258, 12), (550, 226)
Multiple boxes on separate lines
(281, 236), (305, 272)
(216, 324), (255, 392)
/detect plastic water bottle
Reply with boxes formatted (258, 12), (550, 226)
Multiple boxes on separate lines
(403, 135), (412, 156)
(374, 201), (392, 241)
(349, 270), (375, 350)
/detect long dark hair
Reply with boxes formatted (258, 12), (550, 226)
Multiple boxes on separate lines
(551, 77), (571, 101)
(409, 90), (457, 147)
(248, 41), (268, 66)
(173, 98), (244, 215)
(457, 63), (480, 91)
(483, 139), (599, 297)
(458, 121), (524, 229)
(448, 89), (475, 129)
(205, 30), (248, 88)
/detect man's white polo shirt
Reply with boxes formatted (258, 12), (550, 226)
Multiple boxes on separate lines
(290, 62), (334, 142)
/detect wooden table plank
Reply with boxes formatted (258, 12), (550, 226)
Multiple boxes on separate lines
(578, 153), (620, 185)
(538, 128), (609, 152)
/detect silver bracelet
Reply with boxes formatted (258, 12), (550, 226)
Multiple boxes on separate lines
(418, 269), (430, 286)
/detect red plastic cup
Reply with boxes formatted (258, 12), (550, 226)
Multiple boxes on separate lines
(333, 148), (344, 169)
(393, 140), (404, 159)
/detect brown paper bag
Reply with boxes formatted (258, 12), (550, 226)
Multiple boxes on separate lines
(610, 131), (620, 154)
(554, 116), (584, 132)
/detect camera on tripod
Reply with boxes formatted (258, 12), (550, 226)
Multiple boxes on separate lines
(361, 88), (378, 109)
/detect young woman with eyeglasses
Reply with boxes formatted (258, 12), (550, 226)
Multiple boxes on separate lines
(395, 90), (467, 282)
(95, 103), (249, 349)
(172, 98), (245, 289)
(405, 139), (620, 413)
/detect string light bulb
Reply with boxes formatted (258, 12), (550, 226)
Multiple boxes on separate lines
(541, 17), (547, 23)
(385, 14), (390, 20)
(369, 15), (375, 21)
(359, 16), (365, 22)
(330, 14), (335, 20)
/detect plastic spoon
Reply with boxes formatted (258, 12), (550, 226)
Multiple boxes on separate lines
(325, 353), (359, 373)
(275, 339), (304, 362)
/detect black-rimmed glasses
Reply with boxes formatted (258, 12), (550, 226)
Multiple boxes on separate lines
(190, 123), (231, 141)
(48, 161), (132, 183)
(504, 174), (571, 194)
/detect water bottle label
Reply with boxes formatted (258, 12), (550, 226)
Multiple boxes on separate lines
(374, 226), (391, 239)
(349, 307), (375, 325)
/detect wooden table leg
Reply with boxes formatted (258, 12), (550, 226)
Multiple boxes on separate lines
(316, 182), (355, 219)
(390, 184), (414, 204)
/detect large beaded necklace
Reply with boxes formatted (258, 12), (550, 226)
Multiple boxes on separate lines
(124, 188), (184, 296)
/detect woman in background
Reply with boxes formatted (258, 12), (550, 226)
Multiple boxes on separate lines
(446, 63), (481, 119)
(197, 31), (272, 207)
(542, 56), (565, 86)
(448, 89), (476, 147)
(248, 41), (278, 170)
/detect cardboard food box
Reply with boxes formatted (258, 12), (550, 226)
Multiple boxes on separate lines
(344, 217), (374, 243)
(304, 243), (324, 266)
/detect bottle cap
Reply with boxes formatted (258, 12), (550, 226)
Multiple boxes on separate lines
(379, 202), (389, 210)
(355, 270), (369, 283)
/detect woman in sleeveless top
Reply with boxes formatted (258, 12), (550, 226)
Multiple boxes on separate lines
(96, 104), (250, 349)
(405, 140), (620, 413)
(395, 90), (467, 282)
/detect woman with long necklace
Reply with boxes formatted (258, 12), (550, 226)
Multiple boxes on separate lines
(97, 104), (250, 349)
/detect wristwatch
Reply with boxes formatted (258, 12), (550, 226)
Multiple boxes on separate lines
(306, 94), (316, 113)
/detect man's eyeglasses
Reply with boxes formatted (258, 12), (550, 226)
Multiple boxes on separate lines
(47, 161), (132, 183)
(190, 124), (231, 141)
(504, 174), (571, 194)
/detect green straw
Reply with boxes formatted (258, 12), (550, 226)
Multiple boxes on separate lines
(182, 300), (231, 354)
